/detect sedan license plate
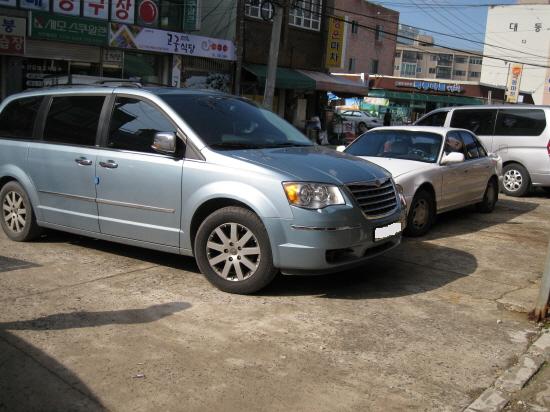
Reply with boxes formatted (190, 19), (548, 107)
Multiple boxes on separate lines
(374, 222), (401, 241)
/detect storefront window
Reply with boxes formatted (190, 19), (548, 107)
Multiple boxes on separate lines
(160, 0), (183, 30)
(123, 52), (163, 85)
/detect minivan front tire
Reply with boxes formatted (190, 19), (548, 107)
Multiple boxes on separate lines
(0, 181), (42, 242)
(502, 163), (531, 197)
(194, 206), (278, 294)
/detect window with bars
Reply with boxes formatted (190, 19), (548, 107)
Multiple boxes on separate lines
(289, 0), (322, 31)
(245, 0), (273, 20)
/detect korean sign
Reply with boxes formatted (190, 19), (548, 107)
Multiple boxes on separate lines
(505, 63), (523, 103)
(111, 0), (135, 24)
(53, 0), (80, 16)
(30, 11), (108, 46)
(83, 0), (109, 19)
(109, 23), (236, 61)
(0, 16), (25, 55)
(325, 16), (345, 68)
(395, 80), (464, 93)
(20, 0), (49, 11)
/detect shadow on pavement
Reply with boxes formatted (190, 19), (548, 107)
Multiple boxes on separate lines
(0, 302), (191, 331)
(261, 241), (477, 299)
(0, 302), (190, 411)
(0, 255), (40, 273)
(423, 198), (539, 241)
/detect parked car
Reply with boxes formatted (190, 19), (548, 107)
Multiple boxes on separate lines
(414, 105), (550, 197)
(338, 126), (501, 236)
(0, 86), (407, 294)
(339, 110), (382, 133)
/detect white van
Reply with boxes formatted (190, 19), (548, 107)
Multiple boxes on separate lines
(415, 106), (550, 196)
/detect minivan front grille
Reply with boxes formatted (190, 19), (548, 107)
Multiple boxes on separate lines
(346, 179), (398, 219)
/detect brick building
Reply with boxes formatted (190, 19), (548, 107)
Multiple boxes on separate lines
(329, 0), (399, 76)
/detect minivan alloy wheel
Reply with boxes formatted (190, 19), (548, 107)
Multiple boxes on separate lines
(206, 222), (261, 282)
(504, 169), (522, 192)
(2, 191), (26, 233)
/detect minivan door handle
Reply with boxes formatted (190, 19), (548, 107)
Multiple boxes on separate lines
(99, 160), (118, 169)
(75, 157), (93, 166)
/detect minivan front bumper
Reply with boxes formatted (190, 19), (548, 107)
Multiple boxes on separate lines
(264, 204), (406, 275)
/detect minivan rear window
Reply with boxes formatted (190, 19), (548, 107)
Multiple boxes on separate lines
(43, 96), (105, 146)
(495, 109), (546, 136)
(0, 96), (43, 139)
(450, 109), (497, 135)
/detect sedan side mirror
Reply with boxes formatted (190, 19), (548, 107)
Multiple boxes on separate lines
(441, 152), (465, 165)
(152, 132), (177, 155)
(336, 145), (346, 152)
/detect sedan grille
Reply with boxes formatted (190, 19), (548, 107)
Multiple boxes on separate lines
(347, 179), (398, 219)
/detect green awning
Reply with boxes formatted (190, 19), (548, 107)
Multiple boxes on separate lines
(244, 64), (316, 90)
(368, 89), (483, 105)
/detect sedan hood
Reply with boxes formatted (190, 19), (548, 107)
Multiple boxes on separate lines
(223, 146), (389, 184)
(357, 156), (433, 178)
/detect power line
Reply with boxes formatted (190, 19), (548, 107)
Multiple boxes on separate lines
(290, 3), (550, 68)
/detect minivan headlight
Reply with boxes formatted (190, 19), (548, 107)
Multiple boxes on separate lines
(283, 182), (345, 209)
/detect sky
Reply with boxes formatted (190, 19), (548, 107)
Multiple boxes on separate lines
(370, 0), (518, 52)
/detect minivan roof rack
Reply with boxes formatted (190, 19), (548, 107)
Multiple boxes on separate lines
(94, 80), (143, 88)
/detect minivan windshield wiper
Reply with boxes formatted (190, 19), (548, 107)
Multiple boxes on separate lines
(261, 142), (313, 148)
(209, 142), (264, 150)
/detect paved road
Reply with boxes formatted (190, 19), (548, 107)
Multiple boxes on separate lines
(1, 193), (549, 411)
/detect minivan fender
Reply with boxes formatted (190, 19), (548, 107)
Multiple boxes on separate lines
(0, 165), (42, 220)
(181, 180), (292, 251)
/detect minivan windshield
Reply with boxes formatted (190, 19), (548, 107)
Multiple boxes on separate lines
(345, 130), (442, 163)
(161, 94), (313, 150)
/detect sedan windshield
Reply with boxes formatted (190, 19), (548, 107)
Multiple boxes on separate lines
(345, 130), (442, 163)
(161, 94), (313, 150)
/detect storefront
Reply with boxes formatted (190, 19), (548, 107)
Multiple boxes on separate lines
(365, 76), (486, 124)
(0, 2), (235, 99)
(242, 64), (369, 131)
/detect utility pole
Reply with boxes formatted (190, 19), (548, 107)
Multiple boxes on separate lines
(233, 0), (245, 96)
(263, 0), (284, 110)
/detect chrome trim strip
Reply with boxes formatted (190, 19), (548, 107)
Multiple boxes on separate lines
(96, 198), (175, 213)
(38, 190), (175, 213)
(39, 190), (95, 202)
(291, 225), (360, 231)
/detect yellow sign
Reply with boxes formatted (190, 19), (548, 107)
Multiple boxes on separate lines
(325, 16), (345, 68)
(505, 63), (523, 103)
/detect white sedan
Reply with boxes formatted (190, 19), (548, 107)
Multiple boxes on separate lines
(339, 110), (382, 133)
(339, 126), (502, 236)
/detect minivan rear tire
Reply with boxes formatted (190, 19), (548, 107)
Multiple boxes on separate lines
(502, 163), (531, 197)
(194, 206), (278, 294)
(0, 181), (42, 242)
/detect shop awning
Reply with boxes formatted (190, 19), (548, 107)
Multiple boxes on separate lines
(244, 65), (369, 96)
(244, 64), (315, 90)
(368, 89), (484, 105)
(297, 69), (369, 96)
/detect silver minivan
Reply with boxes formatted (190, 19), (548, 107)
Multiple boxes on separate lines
(415, 105), (550, 196)
(0, 86), (406, 294)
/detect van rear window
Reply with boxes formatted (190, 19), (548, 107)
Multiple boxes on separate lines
(0, 96), (43, 139)
(495, 109), (546, 136)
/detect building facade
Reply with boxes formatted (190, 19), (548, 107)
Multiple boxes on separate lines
(393, 36), (483, 83)
(0, 0), (237, 99)
(480, 4), (550, 105)
(329, 0), (398, 76)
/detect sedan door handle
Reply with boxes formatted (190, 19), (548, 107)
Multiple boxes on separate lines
(99, 160), (118, 169)
(75, 157), (93, 166)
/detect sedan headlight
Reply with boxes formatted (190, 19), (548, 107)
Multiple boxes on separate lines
(283, 182), (345, 209)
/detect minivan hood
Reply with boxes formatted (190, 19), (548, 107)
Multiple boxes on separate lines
(222, 146), (389, 184)
(357, 156), (434, 178)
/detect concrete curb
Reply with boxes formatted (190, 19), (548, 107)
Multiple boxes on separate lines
(465, 330), (550, 412)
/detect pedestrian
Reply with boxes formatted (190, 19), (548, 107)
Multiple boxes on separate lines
(383, 110), (392, 126)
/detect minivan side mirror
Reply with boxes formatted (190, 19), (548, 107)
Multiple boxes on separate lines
(152, 132), (177, 155)
(336, 145), (346, 152)
(440, 152), (465, 165)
